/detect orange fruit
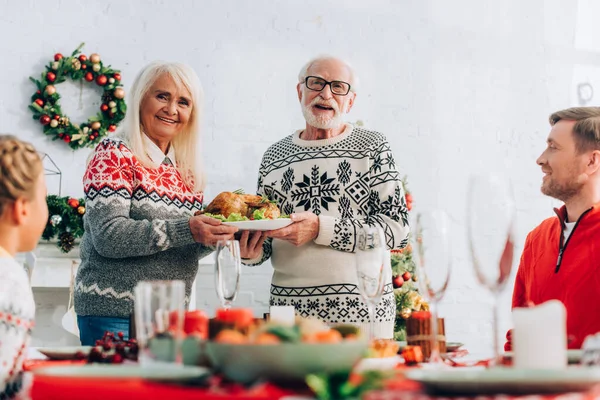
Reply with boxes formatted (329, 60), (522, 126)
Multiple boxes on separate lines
(215, 329), (247, 344)
(254, 333), (281, 344)
(314, 329), (343, 343)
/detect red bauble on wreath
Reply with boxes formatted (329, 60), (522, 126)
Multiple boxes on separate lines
(28, 43), (127, 150)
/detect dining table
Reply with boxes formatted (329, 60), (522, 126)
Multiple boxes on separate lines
(21, 352), (600, 400)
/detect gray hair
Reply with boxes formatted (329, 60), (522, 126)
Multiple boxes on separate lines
(116, 61), (205, 191)
(297, 55), (359, 93)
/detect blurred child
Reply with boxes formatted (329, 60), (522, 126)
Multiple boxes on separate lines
(0, 135), (47, 398)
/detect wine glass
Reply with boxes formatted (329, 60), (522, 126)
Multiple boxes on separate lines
(134, 280), (185, 366)
(215, 240), (242, 310)
(466, 174), (516, 367)
(412, 210), (452, 365)
(355, 225), (389, 341)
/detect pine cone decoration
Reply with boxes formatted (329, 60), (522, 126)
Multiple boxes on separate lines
(59, 231), (75, 253)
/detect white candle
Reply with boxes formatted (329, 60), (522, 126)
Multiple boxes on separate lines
(512, 300), (567, 369)
(269, 305), (296, 326)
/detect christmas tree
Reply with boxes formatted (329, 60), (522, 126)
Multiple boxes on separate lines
(392, 179), (429, 340)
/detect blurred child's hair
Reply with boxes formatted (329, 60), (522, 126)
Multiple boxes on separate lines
(0, 135), (43, 216)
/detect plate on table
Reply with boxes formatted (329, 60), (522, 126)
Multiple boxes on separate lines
(222, 218), (292, 231)
(405, 367), (600, 395)
(355, 355), (403, 373)
(503, 350), (583, 364)
(36, 346), (92, 360)
(34, 364), (210, 383)
(446, 342), (465, 352)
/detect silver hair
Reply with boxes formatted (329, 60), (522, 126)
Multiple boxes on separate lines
(297, 55), (359, 93)
(115, 61), (205, 191)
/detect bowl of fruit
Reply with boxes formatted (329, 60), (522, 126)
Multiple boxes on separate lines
(205, 316), (368, 384)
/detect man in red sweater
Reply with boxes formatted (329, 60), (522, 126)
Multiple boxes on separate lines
(509, 107), (600, 350)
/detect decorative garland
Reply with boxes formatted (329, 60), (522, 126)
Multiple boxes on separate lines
(28, 43), (126, 150)
(42, 195), (86, 253)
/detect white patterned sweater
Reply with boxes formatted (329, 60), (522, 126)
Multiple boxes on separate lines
(0, 249), (35, 398)
(246, 124), (410, 338)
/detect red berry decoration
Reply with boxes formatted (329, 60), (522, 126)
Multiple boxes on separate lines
(402, 271), (411, 282)
(95, 75), (107, 86)
(83, 331), (138, 364)
(393, 275), (404, 288)
(29, 43), (126, 150)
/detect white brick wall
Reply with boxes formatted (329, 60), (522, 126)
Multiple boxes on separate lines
(0, 0), (591, 354)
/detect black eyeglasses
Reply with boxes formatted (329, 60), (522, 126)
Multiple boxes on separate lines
(304, 76), (351, 96)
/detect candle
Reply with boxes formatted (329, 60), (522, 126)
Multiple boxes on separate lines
(269, 305), (296, 326)
(512, 300), (567, 369)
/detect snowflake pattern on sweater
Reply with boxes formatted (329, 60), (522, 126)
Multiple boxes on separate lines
(0, 255), (35, 399)
(247, 124), (410, 337)
(75, 138), (211, 319)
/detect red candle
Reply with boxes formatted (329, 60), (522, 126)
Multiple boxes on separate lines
(215, 308), (254, 328)
(411, 311), (432, 320)
(184, 310), (209, 339)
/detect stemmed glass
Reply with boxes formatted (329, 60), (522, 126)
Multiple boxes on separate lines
(466, 174), (516, 367)
(215, 240), (242, 310)
(355, 225), (389, 341)
(412, 210), (452, 365)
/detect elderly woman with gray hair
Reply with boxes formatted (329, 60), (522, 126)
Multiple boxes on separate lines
(74, 61), (238, 345)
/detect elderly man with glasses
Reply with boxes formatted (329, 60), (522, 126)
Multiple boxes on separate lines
(240, 56), (410, 339)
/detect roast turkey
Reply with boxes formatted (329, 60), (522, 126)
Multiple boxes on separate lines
(198, 192), (280, 219)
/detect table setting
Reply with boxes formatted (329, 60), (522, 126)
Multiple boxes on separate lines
(23, 175), (600, 399)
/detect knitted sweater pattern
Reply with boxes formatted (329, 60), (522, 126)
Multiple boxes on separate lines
(0, 255), (35, 398)
(74, 138), (212, 318)
(248, 124), (410, 338)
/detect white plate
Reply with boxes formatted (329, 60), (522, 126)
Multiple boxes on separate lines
(222, 218), (292, 231)
(36, 346), (92, 360)
(355, 355), (403, 373)
(406, 367), (600, 395)
(34, 364), (210, 383)
(504, 350), (583, 364)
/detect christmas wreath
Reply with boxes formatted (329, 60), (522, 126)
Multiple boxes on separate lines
(392, 178), (429, 341)
(42, 195), (86, 253)
(28, 43), (126, 150)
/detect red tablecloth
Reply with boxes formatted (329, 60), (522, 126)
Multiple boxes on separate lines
(30, 374), (292, 400)
(26, 361), (600, 400)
